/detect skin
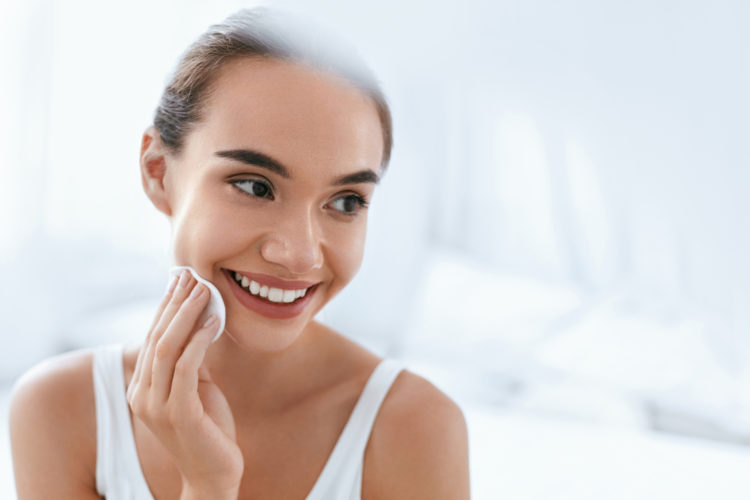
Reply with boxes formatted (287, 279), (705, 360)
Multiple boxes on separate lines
(9, 57), (471, 499)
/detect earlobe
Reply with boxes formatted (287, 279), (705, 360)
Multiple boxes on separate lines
(140, 126), (173, 217)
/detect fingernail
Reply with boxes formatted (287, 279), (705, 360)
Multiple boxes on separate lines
(202, 314), (217, 328)
(165, 275), (179, 294)
(178, 270), (191, 288)
(189, 283), (205, 299)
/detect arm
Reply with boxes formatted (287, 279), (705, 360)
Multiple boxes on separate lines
(9, 352), (103, 499)
(362, 374), (471, 500)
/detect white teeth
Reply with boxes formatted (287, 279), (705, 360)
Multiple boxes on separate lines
(231, 271), (310, 303)
(268, 288), (283, 302)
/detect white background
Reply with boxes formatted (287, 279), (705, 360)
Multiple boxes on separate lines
(2, 0), (750, 498)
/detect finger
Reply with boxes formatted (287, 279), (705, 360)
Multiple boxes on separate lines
(152, 271), (196, 345)
(130, 274), (180, 396)
(139, 271), (196, 390)
(142, 272), (196, 385)
(151, 282), (210, 402)
(169, 316), (218, 407)
(198, 363), (211, 382)
(150, 274), (181, 337)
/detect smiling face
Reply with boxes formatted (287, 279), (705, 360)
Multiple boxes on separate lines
(142, 56), (385, 353)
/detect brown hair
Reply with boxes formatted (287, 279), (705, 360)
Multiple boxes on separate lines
(153, 7), (393, 169)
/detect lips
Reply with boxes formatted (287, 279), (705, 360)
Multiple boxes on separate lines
(221, 268), (319, 320)
(229, 270), (317, 290)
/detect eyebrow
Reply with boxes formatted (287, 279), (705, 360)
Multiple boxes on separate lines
(215, 149), (380, 185)
(332, 169), (380, 186)
(216, 149), (290, 178)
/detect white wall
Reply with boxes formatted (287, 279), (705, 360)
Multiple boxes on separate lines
(2, 0), (749, 439)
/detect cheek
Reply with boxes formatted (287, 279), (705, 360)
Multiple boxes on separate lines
(169, 193), (238, 271)
(326, 222), (367, 286)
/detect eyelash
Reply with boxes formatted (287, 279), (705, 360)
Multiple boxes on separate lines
(230, 179), (369, 217)
(231, 178), (275, 200)
(330, 194), (369, 216)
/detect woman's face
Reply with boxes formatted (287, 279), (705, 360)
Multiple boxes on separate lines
(156, 57), (384, 352)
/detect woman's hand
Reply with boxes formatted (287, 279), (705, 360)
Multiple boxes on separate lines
(126, 270), (244, 497)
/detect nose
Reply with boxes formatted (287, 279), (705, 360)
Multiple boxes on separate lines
(259, 209), (324, 275)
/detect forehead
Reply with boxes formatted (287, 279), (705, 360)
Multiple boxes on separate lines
(192, 57), (384, 174)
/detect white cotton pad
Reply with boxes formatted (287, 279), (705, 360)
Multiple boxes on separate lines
(169, 266), (226, 342)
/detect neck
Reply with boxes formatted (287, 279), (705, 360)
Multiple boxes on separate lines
(202, 320), (326, 416)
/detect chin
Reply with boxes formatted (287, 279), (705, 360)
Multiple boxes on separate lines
(220, 313), (310, 353)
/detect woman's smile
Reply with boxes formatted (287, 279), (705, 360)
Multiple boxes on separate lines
(221, 268), (320, 320)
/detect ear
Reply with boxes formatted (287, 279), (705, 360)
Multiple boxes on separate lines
(140, 126), (173, 217)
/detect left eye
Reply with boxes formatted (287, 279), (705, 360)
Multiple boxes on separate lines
(330, 194), (368, 215)
(231, 178), (274, 199)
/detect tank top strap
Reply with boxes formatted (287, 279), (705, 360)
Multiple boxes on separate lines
(92, 343), (154, 499)
(305, 358), (405, 500)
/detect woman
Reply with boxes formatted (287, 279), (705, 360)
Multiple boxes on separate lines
(9, 8), (470, 499)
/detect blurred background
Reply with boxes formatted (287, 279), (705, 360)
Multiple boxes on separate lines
(2, 0), (750, 498)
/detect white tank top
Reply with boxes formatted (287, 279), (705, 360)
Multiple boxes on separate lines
(92, 343), (404, 500)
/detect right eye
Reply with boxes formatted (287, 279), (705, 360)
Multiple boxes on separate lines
(231, 178), (275, 200)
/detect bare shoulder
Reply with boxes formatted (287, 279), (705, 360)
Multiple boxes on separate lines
(9, 347), (101, 498)
(362, 369), (471, 500)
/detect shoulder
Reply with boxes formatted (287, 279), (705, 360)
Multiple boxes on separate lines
(9, 347), (100, 497)
(10, 347), (97, 435)
(362, 369), (471, 500)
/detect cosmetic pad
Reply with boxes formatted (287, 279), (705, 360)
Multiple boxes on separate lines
(169, 266), (226, 342)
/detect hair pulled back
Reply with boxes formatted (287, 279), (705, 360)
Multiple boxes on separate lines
(154, 7), (393, 168)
